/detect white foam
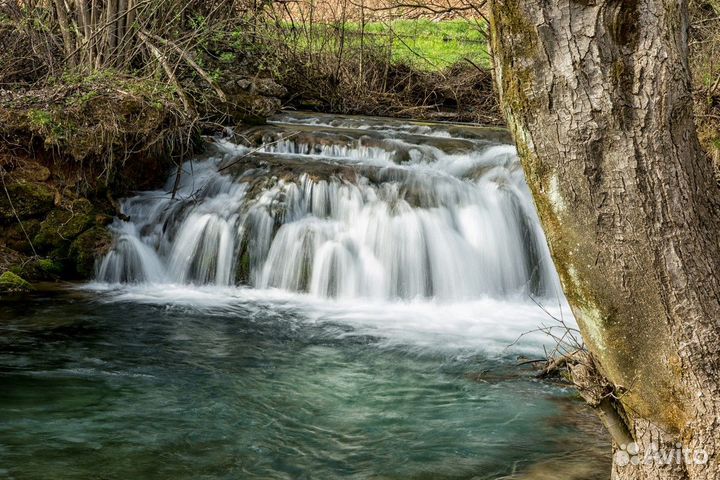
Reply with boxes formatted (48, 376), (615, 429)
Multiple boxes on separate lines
(84, 282), (576, 356)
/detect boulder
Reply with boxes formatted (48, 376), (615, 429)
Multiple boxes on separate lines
(0, 181), (54, 221)
(1, 218), (41, 255)
(11, 257), (63, 281)
(0, 271), (32, 292)
(33, 199), (95, 253)
(69, 227), (113, 278)
(221, 77), (287, 124)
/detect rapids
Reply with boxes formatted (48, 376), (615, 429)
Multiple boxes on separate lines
(96, 112), (562, 303)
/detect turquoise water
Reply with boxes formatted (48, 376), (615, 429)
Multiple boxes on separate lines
(0, 287), (609, 479)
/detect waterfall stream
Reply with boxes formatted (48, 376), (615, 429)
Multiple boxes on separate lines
(96, 113), (562, 303)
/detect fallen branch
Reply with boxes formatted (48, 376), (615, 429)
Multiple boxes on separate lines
(138, 30), (195, 115)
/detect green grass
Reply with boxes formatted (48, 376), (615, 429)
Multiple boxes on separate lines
(277, 19), (489, 71)
(359, 19), (489, 70)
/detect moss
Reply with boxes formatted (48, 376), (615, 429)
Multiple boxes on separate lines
(33, 205), (94, 253)
(0, 271), (32, 292)
(0, 71), (192, 180)
(10, 257), (63, 281)
(69, 227), (113, 278)
(27, 108), (77, 146)
(0, 181), (55, 221)
(28, 109), (53, 128)
(489, 1), (540, 119)
(497, 0), (538, 59)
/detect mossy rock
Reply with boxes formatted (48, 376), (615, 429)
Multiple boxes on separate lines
(0, 181), (54, 221)
(235, 247), (251, 284)
(33, 201), (95, 253)
(10, 257), (63, 281)
(0, 245), (27, 272)
(0, 271), (32, 292)
(69, 227), (113, 278)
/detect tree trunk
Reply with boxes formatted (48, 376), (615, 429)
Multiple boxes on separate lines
(53, 0), (75, 66)
(489, 1), (720, 479)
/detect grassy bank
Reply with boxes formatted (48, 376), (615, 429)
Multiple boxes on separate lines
(282, 19), (489, 71)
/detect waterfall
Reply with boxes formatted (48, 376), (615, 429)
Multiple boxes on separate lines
(97, 113), (562, 302)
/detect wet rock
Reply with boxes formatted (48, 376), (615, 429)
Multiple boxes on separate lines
(0, 271), (32, 292)
(69, 227), (113, 278)
(95, 214), (114, 226)
(235, 246), (251, 285)
(226, 95), (282, 125)
(237, 123), (484, 158)
(0, 181), (55, 221)
(221, 152), (359, 200)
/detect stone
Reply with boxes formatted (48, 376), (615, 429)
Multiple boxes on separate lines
(0, 271), (32, 292)
(221, 76), (286, 124)
(69, 227), (113, 278)
(1, 218), (41, 255)
(33, 204), (95, 253)
(0, 245), (27, 272)
(0, 181), (54, 221)
(11, 257), (63, 281)
(13, 161), (51, 182)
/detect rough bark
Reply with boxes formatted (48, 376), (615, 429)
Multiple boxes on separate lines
(489, 1), (720, 479)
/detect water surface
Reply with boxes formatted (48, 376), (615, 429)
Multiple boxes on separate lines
(0, 287), (609, 479)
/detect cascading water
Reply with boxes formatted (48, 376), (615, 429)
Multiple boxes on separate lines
(96, 112), (561, 302)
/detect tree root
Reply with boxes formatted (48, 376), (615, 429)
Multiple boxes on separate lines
(541, 349), (634, 447)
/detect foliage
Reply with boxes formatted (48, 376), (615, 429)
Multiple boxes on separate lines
(253, 1), (498, 123)
(359, 19), (488, 70)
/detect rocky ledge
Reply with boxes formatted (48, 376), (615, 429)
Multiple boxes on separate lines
(0, 156), (114, 290)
